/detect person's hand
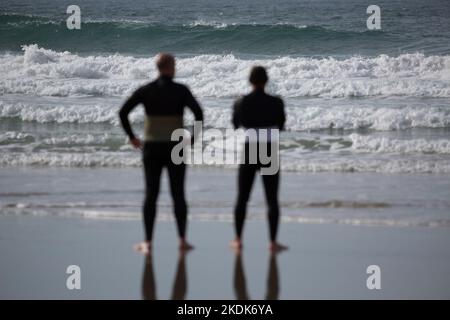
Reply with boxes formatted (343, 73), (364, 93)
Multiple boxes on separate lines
(130, 137), (142, 150)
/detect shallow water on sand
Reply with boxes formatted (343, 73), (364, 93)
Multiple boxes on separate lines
(1, 167), (450, 228)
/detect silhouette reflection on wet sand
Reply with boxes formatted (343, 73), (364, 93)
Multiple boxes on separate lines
(141, 251), (280, 300)
(233, 253), (280, 300)
(142, 252), (187, 300)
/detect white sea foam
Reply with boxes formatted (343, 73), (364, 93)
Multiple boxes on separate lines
(0, 151), (141, 167)
(349, 134), (450, 154)
(0, 131), (34, 143)
(184, 20), (308, 29)
(1, 100), (449, 131)
(0, 101), (129, 124)
(280, 157), (450, 174)
(1, 45), (449, 98)
(1, 45), (449, 172)
(1, 149), (449, 173)
(1, 206), (449, 228)
(185, 19), (231, 29)
(284, 105), (450, 131)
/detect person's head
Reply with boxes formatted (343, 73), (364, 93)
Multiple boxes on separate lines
(249, 66), (268, 89)
(156, 53), (175, 79)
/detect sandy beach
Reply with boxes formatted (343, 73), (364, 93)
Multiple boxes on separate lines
(1, 215), (450, 299)
(1, 167), (450, 299)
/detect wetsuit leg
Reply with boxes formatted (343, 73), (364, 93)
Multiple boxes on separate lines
(167, 156), (187, 239)
(262, 171), (280, 242)
(234, 164), (257, 239)
(143, 143), (164, 241)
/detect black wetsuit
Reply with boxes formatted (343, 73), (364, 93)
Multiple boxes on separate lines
(232, 88), (285, 242)
(119, 76), (203, 241)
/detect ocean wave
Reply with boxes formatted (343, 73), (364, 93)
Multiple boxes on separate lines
(0, 14), (307, 29)
(1, 150), (449, 173)
(349, 134), (450, 154)
(1, 99), (449, 131)
(4, 128), (450, 157)
(0, 151), (141, 167)
(1, 45), (450, 98)
(0, 199), (391, 210)
(281, 134), (450, 155)
(184, 19), (230, 29)
(0, 14), (308, 28)
(184, 19), (308, 30)
(0, 131), (35, 144)
(0, 101), (126, 124)
(280, 157), (450, 174)
(0, 13), (394, 55)
(284, 105), (450, 131)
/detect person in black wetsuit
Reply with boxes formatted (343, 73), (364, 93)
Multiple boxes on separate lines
(119, 53), (203, 253)
(231, 66), (288, 253)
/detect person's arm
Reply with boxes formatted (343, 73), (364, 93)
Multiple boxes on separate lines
(232, 98), (243, 129)
(184, 87), (203, 145)
(184, 87), (203, 122)
(119, 89), (142, 148)
(278, 98), (286, 131)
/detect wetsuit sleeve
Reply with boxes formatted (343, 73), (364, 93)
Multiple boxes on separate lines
(232, 98), (243, 129)
(184, 87), (203, 122)
(119, 89), (142, 140)
(278, 98), (286, 131)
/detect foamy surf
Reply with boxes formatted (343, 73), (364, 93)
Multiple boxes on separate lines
(1, 207), (450, 229)
(1, 46), (450, 172)
(1, 98), (450, 131)
(1, 45), (449, 98)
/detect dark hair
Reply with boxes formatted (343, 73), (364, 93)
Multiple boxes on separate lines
(249, 66), (268, 85)
(156, 53), (175, 71)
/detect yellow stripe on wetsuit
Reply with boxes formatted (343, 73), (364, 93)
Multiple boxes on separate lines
(143, 115), (184, 141)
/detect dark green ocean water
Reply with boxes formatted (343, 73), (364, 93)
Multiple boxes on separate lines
(1, 0), (450, 56)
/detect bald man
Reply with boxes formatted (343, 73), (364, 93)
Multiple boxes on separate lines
(119, 53), (203, 253)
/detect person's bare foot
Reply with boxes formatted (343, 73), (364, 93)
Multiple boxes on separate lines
(179, 239), (194, 252)
(269, 242), (288, 253)
(230, 238), (243, 252)
(134, 241), (152, 255)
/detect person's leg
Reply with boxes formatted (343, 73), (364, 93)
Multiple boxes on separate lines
(136, 143), (163, 254)
(262, 172), (279, 241)
(167, 155), (192, 251)
(231, 164), (257, 250)
(262, 171), (288, 252)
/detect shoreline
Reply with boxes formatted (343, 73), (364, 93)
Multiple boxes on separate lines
(1, 166), (450, 229)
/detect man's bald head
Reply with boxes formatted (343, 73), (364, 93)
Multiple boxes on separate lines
(156, 53), (175, 78)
